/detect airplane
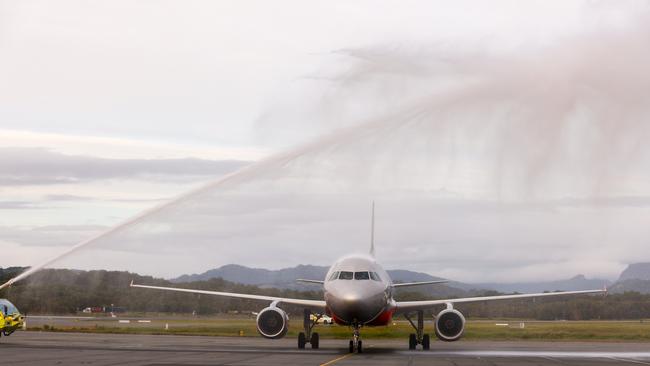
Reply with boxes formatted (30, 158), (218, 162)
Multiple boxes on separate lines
(131, 205), (606, 353)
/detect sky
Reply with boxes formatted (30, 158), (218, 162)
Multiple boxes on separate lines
(1, 0), (649, 283)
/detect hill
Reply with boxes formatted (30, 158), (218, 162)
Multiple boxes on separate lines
(476, 275), (610, 294)
(619, 263), (650, 281)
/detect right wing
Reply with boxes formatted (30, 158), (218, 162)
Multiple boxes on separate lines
(395, 288), (605, 314)
(130, 281), (326, 310)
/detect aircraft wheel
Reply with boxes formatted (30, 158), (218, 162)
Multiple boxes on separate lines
(310, 332), (319, 349)
(408, 333), (417, 350)
(422, 334), (430, 350)
(298, 332), (306, 349)
(349, 340), (354, 353)
(357, 340), (363, 353)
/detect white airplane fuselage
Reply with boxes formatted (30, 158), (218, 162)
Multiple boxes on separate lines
(323, 254), (396, 326)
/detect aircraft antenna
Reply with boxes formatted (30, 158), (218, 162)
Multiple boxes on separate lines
(370, 201), (375, 257)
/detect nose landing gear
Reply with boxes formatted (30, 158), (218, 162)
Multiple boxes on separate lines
(298, 309), (320, 349)
(348, 323), (362, 353)
(405, 310), (430, 350)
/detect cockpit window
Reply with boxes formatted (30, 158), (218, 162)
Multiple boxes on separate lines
(338, 271), (353, 280)
(369, 272), (381, 281)
(354, 271), (370, 280)
(328, 271), (340, 281)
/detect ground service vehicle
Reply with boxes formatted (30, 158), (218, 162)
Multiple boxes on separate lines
(0, 299), (24, 340)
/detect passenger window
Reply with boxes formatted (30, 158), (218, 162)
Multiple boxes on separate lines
(369, 272), (381, 281)
(354, 271), (370, 280)
(339, 271), (353, 280)
(328, 271), (339, 281)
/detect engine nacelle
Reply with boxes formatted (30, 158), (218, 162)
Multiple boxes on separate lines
(256, 307), (289, 339)
(434, 308), (466, 342)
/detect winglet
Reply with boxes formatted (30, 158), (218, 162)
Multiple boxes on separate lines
(130, 279), (134, 287)
(369, 201), (376, 257)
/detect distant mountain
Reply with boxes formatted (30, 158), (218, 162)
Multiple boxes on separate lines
(603, 263), (650, 294)
(172, 264), (329, 289)
(476, 275), (610, 294)
(619, 263), (650, 281)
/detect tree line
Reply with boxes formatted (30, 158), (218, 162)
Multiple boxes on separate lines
(2, 267), (650, 320)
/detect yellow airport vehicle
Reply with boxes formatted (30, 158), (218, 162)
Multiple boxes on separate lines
(0, 299), (24, 339)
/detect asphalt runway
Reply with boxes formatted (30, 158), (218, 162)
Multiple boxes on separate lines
(3, 332), (650, 366)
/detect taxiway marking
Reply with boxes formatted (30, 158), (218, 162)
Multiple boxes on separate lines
(319, 352), (355, 366)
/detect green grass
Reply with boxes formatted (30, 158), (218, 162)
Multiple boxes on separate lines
(25, 317), (650, 341)
(463, 321), (650, 341)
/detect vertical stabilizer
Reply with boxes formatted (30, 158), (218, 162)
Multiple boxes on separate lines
(370, 201), (376, 257)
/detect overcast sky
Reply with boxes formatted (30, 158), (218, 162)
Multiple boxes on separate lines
(1, 0), (649, 283)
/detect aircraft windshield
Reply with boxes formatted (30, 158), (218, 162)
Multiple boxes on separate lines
(328, 271), (340, 281)
(369, 272), (381, 281)
(338, 271), (353, 280)
(354, 271), (370, 280)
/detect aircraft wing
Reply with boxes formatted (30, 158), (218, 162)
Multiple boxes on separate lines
(394, 288), (606, 314)
(130, 281), (326, 310)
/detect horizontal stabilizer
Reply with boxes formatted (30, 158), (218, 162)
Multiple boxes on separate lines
(392, 280), (448, 288)
(296, 279), (325, 285)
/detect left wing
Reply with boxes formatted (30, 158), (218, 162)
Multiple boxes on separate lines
(395, 288), (606, 314)
(130, 281), (326, 310)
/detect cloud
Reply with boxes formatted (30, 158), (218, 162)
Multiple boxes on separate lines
(43, 194), (94, 202)
(41, 194), (167, 203)
(0, 147), (250, 186)
(0, 129), (268, 160)
(0, 201), (38, 209)
(0, 224), (108, 248)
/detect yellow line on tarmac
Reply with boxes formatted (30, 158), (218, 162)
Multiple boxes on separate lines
(319, 353), (354, 366)
(320, 345), (373, 366)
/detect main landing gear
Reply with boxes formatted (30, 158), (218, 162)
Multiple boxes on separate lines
(405, 310), (430, 350)
(298, 309), (320, 349)
(348, 323), (362, 353)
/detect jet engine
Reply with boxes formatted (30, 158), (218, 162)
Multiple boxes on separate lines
(434, 308), (465, 342)
(256, 306), (289, 339)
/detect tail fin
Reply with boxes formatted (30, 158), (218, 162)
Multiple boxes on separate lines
(370, 201), (376, 257)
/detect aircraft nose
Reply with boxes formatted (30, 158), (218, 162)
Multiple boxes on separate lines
(327, 283), (386, 324)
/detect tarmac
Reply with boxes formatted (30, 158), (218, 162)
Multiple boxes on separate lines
(3, 331), (650, 365)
